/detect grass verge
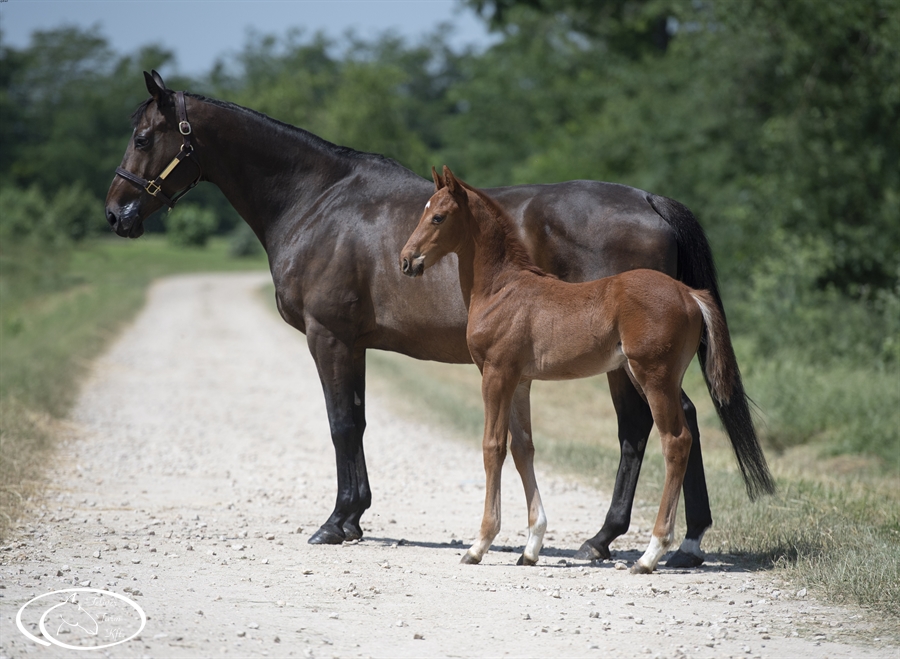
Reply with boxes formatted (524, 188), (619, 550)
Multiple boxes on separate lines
(365, 349), (900, 622)
(0, 236), (268, 540)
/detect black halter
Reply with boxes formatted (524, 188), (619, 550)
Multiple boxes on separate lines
(115, 91), (202, 210)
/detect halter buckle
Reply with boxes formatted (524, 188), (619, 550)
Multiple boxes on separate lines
(145, 180), (162, 197)
(179, 121), (192, 136)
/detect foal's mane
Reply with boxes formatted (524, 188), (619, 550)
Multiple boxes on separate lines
(458, 180), (554, 278)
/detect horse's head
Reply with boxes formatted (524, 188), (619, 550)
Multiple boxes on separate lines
(105, 71), (202, 238)
(400, 166), (471, 277)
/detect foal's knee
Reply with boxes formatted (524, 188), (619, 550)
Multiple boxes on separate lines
(483, 434), (508, 459)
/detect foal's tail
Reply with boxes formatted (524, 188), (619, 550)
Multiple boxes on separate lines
(650, 193), (776, 500)
(689, 290), (734, 406)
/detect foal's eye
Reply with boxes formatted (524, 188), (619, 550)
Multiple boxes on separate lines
(134, 135), (150, 149)
(431, 214), (445, 225)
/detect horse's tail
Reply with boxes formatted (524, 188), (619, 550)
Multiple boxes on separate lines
(648, 193), (776, 500)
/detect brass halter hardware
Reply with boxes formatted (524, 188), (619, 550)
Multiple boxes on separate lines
(115, 90), (202, 210)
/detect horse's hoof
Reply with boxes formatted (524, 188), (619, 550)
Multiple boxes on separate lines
(665, 549), (704, 568)
(307, 524), (345, 545)
(516, 554), (537, 566)
(574, 540), (610, 561)
(460, 552), (481, 565)
(342, 522), (363, 542)
(630, 562), (653, 575)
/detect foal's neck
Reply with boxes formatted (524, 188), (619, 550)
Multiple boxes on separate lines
(459, 190), (545, 306)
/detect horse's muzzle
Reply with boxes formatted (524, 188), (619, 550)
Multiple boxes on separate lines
(105, 203), (145, 239)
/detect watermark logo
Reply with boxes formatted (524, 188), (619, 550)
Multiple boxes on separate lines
(16, 588), (146, 651)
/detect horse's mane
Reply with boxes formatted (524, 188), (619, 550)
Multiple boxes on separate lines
(131, 93), (405, 168)
(458, 180), (554, 278)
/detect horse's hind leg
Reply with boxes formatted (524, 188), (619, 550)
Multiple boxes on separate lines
(633, 377), (692, 574)
(306, 327), (371, 545)
(575, 369), (653, 561)
(508, 380), (547, 566)
(463, 364), (518, 565)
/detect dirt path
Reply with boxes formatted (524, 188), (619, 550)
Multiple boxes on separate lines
(1, 273), (893, 658)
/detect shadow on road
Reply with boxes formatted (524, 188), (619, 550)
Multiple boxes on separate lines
(358, 536), (766, 573)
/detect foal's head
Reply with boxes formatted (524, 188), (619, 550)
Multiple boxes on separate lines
(400, 166), (471, 278)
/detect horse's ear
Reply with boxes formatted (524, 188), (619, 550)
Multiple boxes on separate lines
(144, 70), (173, 107)
(431, 166), (445, 191)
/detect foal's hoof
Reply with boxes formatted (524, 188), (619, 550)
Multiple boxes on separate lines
(574, 540), (610, 561)
(308, 524), (345, 545)
(665, 549), (704, 568)
(629, 562), (653, 575)
(342, 521), (364, 542)
(460, 552), (481, 565)
(516, 554), (537, 566)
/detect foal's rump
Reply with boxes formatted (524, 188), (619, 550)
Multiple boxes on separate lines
(605, 269), (707, 384)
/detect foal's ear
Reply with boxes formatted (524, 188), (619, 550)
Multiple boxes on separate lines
(443, 166), (464, 200)
(431, 166), (445, 191)
(144, 70), (173, 107)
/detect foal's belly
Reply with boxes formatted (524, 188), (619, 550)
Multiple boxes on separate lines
(522, 347), (627, 382)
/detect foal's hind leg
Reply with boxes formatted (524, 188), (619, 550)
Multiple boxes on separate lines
(508, 381), (547, 566)
(665, 392), (712, 568)
(462, 364), (518, 565)
(633, 378), (692, 574)
(575, 369), (653, 561)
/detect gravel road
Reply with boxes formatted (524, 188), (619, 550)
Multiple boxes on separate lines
(1, 272), (894, 658)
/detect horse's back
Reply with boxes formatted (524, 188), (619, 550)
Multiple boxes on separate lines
(489, 181), (678, 283)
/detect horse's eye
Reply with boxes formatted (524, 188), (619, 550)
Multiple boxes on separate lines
(134, 135), (150, 149)
(432, 214), (445, 225)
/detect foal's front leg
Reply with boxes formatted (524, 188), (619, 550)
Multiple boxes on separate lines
(462, 365), (518, 564)
(508, 380), (547, 566)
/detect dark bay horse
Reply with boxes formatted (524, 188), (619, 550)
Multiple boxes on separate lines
(401, 167), (751, 572)
(105, 71), (774, 567)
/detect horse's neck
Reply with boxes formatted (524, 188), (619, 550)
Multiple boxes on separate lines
(195, 100), (353, 246)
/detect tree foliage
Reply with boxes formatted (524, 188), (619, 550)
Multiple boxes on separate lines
(1, 5), (896, 367)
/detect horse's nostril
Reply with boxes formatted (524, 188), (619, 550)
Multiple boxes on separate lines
(402, 257), (410, 273)
(106, 209), (118, 228)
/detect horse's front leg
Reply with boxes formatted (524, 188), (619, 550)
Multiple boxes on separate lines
(633, 379), (692, 574)
(305, 324), (371, 545)
(508, 380), (547, 566)
(462, 365), (518, 565)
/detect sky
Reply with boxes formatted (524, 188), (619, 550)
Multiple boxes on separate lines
(0, 0), (496, 76)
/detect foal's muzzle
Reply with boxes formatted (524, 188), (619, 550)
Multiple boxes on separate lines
(400, 255), (425, 278)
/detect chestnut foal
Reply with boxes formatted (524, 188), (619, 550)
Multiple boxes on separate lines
(400, 167), (739, 573)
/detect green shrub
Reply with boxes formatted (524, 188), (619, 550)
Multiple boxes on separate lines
(0, 183), (101, 248)
(0, 184), (102, 298)
(164, 203), (218, 248)
(228, 222), (265, 257)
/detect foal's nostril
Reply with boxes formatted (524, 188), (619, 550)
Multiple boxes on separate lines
(106, 209), (118, 228)
(402, 257), (410, 274)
